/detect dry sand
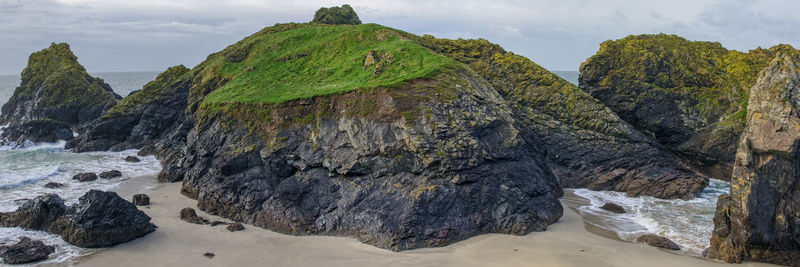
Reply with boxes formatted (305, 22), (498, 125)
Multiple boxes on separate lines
(48, 180), (775, 267)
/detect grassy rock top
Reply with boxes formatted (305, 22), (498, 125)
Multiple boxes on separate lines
(311, 4), (361, 25)
(1, 42), (119, 126)
(199, 23), (460, 107)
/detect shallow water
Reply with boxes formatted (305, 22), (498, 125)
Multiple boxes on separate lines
(0, 71), (160, 266)
(569, 179), (729, 257)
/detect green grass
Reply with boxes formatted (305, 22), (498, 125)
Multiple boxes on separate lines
(201, 23), (460, 107)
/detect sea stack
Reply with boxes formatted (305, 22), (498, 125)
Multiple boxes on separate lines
(707, 53), (800, 265)
(415, 36), (706, 200)
(0, 43), (121, 144)
(580, 35), (794, 180)
(73, 10), (564, 251)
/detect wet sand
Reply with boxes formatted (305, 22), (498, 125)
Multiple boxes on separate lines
(52, 181), (775, 267)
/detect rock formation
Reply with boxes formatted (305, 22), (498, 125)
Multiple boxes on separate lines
(0, 237), (55, 264)
(311, 4), (361, 25)
(580, 34), (796, 179)
(0, 43), (121, 144)
(636, 234), (681, 250)
(73, 22), (563, 251)
(0, 190), (155, 248)
(67, 65), (190, 152)
(413, 36), (706, 199)
(707, 54), (800, 265)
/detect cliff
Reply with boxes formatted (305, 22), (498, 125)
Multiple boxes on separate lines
(579, 34), (795, 179)
(73, 23), (563, 251)
(706, 53), (800, 265)
(413, 36), (706, 199)
(0, 43), (120, 144)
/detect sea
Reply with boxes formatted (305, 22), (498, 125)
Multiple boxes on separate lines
(0, 70), (726, 264)
(0, 71), (161, 265)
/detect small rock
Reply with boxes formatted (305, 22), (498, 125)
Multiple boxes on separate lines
(636, 234), (681, 250)
(132, 194), (150, 206)
(124, 156), (140, 162)
(210, 221), (228, 227)
(203, 252), (215, 258)
(99, 170), (122, 179)
(0, 237), (55, 264)
(600, 203), (626, 214)
(43, 182), (65, 189)
(72, 173), (98, 182)
(226, 222), (244, 232)
(179, 207), (209, 224)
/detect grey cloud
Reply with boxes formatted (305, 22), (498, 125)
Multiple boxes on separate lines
(0, 0), (798, 74)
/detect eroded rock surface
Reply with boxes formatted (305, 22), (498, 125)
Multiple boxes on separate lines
(707, 54), (800, 266)
(0, 190), (155, 248)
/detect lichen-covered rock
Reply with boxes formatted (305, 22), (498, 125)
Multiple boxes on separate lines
(707, 54), (800, 266)
(0, 43), (121, 144)
(68, 65), (190, 152)
(0, 191), (155, 248)
(0, 237), (55, 264)
(413, 36), (706, 199)
(579, 34), (797, 179)
(311, 4), (361, 25)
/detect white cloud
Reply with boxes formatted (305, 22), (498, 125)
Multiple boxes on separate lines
(0, 0), (797, 74)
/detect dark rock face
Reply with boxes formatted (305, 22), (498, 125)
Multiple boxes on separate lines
(0, 190), (155, 248)
(43, 182), (64, 189)
(174, 71), (563, 251)
(0, 237), (55, 264)
(311, 4), (361, 25)
(0, 119), (73, 145)
(99, 170), (122, 179)
(226, 222), (244, 232)
(125, 156), (141, 162)
(707, 54), (800, 266)
(579, 35), (795, 180)
(414, 36), (706, 200)
(0, 43), (120, 144)
(72, 173), (97, 182)
(600, 203), (626, 214)
(132, 194), (150, 206)
(68, 65), (190, 152)
(636, 234), (681, 250)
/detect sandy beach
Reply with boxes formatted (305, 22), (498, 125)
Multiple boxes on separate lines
(28, 178), (769, 267)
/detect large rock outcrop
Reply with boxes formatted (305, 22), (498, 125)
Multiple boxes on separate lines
(311, 4), (361, 25)
(0, 43), (121, 144)
(707, 54), (800, 265)
(0, 190), (155, 248)
(579, 34), (796, 179)
(67, 65), (190, 152)
(413, 36), (706, 199)
(73, 22), (563, 251)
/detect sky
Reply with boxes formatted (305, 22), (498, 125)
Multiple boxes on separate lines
(0, 0), (798, 74)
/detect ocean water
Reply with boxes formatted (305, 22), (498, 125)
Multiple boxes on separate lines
(569, 179), (729, 257)
(0, 69), (725, 264)
(553, 70), (578, 85)
(0, 72), (160, 266)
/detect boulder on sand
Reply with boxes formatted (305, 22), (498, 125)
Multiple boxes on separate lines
(0, 237), (55, 264)
(0, 190), (155, 248)
(636, 234), (681, 250)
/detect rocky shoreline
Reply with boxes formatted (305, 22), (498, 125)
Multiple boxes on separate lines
(0, 4), (798, 266)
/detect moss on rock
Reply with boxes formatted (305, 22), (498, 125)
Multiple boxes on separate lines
(311, 4), (361, 25)
(0, 43), (120, 128)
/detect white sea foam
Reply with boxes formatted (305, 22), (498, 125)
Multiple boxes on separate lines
(570, 179), (729, 257)
(0, 141), (162, 265)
